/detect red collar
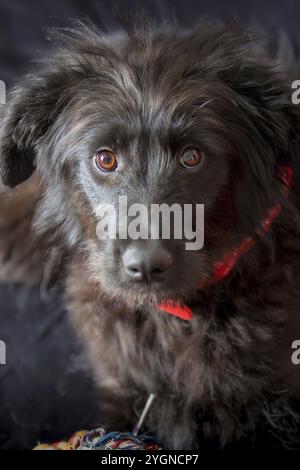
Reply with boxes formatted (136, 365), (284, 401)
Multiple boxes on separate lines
(158, 166), (293, 321)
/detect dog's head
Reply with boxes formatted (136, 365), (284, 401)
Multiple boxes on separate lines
(1, 21), (299, 308)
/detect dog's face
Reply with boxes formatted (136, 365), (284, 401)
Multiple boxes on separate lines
(0, 22), (298, 308)
(72, 79), (229, 306)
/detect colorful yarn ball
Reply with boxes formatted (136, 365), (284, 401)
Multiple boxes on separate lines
(33, 428), (162, 450)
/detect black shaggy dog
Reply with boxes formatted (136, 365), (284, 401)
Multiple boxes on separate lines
(1, 19), (300, 449)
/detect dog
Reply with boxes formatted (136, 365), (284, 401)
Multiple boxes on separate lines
(1, 18), (300, 449)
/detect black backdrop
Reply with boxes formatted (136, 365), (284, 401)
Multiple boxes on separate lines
(0, 0), (300, 450)
(2, 0), (300, 88)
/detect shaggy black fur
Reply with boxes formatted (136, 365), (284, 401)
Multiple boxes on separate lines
(1, 18), (300, 449)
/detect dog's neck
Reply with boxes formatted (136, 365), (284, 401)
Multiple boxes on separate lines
(158, 166), (293, 321)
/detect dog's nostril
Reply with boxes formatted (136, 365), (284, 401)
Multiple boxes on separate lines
(126, 265), (145, 281)
(149, 253), (172, 280)
(152, 267), (163, 274)
(122, 244), (172, 282)
(128, 266), (144, 279)
(122, 249), (146, 281)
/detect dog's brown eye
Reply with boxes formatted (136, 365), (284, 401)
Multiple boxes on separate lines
(180, 148), (205, 169)
(95, 149), (118, 172)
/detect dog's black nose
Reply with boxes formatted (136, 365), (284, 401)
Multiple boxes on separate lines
(122, 243), (172, 282)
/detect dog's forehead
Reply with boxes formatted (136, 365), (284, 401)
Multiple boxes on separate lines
(79, 77), (215, 150)
(85, 103), (193, 153)
(64, 31), (248, 153)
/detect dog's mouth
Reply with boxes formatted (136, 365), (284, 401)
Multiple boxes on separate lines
(114, 265), (205, 310)
(117, 284), (196, 312)
(124, 280), (188, 302)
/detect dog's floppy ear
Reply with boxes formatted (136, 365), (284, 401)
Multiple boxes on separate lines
(0, 74), (64, 187)
(0, 21), (112, 188)
(0, 30), (115, 187)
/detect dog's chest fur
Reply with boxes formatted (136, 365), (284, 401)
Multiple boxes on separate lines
(66, 235), (300, 449)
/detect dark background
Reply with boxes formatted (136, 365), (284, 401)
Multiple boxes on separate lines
(2, 0), (300, 88)
(0, 0), (300, 450)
